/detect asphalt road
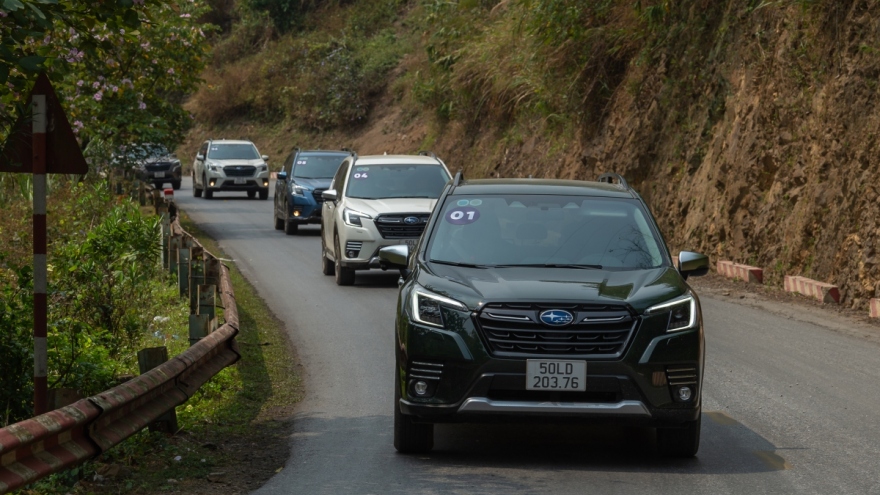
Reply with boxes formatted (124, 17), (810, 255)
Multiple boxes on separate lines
(174, 177), (880, 495)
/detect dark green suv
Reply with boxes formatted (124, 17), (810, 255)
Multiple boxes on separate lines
(379, 173), (709, 457)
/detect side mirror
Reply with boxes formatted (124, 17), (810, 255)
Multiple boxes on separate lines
(322, 189), (338, 201)
(196, 153), (205, 161)
(678, 251), (709, 280)
(277, 171), (288, 181)
(262, 155), (269, 161)
(379, 245), (411, 279)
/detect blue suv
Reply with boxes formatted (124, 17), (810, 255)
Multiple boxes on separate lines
(273, 148), (353, 235)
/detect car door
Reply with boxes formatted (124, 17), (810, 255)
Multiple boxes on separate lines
(194, 141), (209, 187)
(275, 152), (294, 219)
(323, 159), (350, 258)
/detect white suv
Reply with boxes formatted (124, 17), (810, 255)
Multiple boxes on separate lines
(193, 139), (270, 199)
(321, 152), (451, 285)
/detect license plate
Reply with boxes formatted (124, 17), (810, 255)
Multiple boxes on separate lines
(234, 178), (246, 184)
(526, 360), (586, 391)
(401, 238), (417, 249)
(154, 172), (165, 178)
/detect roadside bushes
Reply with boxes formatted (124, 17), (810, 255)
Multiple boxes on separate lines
(0, 179), (185, 425)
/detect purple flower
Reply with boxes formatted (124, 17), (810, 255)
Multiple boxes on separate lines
(92, 81), (100, 89)
(139, 102), (146, 110)
(76, 80), (84, 87)
(180, 13), (191, 18)
(94, 92), (102, 101)
(167, 68), (175, 75)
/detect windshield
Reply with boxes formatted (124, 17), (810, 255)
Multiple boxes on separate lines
(427, 195), (666, 269)
(293, 154), (347, 179)
(345, 164), (450, 199)
(207, 143), (260, 160)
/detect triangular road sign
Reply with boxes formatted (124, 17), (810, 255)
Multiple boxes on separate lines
(0, 73), (89, 174)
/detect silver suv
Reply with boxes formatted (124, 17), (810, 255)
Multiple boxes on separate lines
(193, 139), (270, 199)
(320, 152), (451, 285)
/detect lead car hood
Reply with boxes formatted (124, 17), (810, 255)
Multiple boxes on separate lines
(417, 264), (689, 314)
(344, 197), (438, 216)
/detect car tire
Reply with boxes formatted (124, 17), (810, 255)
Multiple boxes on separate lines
(393, 369), (434, 454)
(259, 189), (269, 200)
(247, 190), (256, 199)
(657, 415), (701, 458)
(274, 215), (284, 230)
(285, 217), (298, 235)
(321, 230), (335, 275)
(193, 174), (202, 197)
(203, 175), (213, 199)
(172, 180), (181, 191)
(334, 234), (355, 286)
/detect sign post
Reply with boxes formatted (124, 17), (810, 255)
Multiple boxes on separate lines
(0, 73), (89, 415)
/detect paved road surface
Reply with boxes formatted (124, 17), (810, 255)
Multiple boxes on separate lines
(175, 177), (880, 494)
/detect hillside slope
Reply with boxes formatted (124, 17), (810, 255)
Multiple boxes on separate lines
(184, 0), (880, 309)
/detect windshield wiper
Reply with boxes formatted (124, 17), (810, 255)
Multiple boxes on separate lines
(491, 263), (604, 270)
(430, 260), (490, 269)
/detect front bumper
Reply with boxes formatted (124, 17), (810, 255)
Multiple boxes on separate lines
(206, 175), (270, 191)
(337, 223), (417, 270)
(396, 303), (703, 427)
(287, 193), (323, 224)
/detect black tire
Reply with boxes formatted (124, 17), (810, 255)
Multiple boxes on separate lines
(193, 174), (202, 197)
(657, 415), (701, 458)
(285, 217), (299, 235)
(321, 229), (335, 275)
(247, 190), (257, 199)
(259, 189), (269, 200)
(274, 215), (284, 230)
(393, 368), (434, 454)
(203, 175), (213, 199)
(172, 180), (181, 191)
(334, 234), (355, 286)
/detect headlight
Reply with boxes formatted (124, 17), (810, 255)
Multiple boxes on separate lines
(207, 162), (221, 172)
(259, 165), (268, 172)
(292, 184), (309, 196)
(343, 208), (372, 227)
(409, 286), (467, 328)
(645, 293), (697, 332)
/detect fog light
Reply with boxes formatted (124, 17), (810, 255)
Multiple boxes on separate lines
(346, 250), (357, 258)
(263, 179), (269, 186)
(209, 179), (216, 187)
(293, 210), (301, 217)
(678, 386), (692, 402)
(414, 381), (428, 396)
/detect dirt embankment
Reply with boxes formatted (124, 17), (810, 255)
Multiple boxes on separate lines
(183, 2), (880, 309)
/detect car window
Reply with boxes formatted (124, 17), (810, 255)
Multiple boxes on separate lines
(207, 143), (260, 160)
(344, 164), (450, 200)
(427, 195), (664, 269)
(293, 154), (348, 179)
(331, 160), (349, 192)
(199, 142), (209, 157)
(283, 152), (295, 175)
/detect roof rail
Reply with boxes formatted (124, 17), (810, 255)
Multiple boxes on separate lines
(418, 150), (437, 159)
(451, 170), (464, 192)
(341, 147), (352, 152)
(597, 173), (630, 190)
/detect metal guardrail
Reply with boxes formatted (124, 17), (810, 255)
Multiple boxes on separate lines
(0, 191), (240, 494)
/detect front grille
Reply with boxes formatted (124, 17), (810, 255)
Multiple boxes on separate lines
(666, 366), (698, 386)
(476, 303), (637, 358)
(223, 165), (256, 177)
(145, 162), (172, 172)
(375, 214), (430, 239)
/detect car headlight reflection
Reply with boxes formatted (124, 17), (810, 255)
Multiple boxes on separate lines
(343, 208), (372, 227)
(409, 287), (467, 328)
(645, 293), (697, 332)
(292, 184), (308, 196)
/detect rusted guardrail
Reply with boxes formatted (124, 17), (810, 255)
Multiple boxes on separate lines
(0, 192), (239, 494)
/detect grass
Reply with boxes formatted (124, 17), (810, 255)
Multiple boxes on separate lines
(20, 208), (302, 494)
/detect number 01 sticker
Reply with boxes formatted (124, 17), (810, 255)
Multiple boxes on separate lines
(445, 207), (480, 225)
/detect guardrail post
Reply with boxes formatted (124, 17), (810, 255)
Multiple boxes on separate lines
(189, 246), (205, 312)
(205, 258), (221, 287)
(136, 347), (178, 433)
(189, 314), (210, 346)
(178, 247), (191, 298)
(168, 234), (181, 275)
(198, 284), (216, 322)
(160, 212), (171, 270)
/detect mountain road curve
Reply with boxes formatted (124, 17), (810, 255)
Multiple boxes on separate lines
(174, 177), (880, 495)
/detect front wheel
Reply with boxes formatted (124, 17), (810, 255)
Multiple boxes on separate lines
(172, 180), (181, 191)
(193, 174), (202, 197)
(259, 189), (269, 200)
(285, 217), (299, 235)
(247, 190), (256, 199)
(321, 229), (334, 275)
(334, 234), (355, 286)
(393, 370), (434, 454)
(657, 415), (701, 458)
(203, 175), (213, 199)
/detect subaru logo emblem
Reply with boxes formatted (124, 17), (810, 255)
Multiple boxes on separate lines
(539, 310), (574, 327)
(404, 216), (420, 225)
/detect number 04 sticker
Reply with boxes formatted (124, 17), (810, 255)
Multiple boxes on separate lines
(445, 207), (480, 225)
